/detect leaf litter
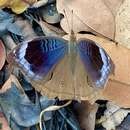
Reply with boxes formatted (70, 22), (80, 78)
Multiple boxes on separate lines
(0, 0), (130, 130)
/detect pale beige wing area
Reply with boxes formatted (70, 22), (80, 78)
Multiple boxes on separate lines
(31, 53), (102, 103)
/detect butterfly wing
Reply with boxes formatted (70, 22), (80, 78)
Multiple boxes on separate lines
(32, 53), (99, 101)
(8, 36), (68, 81)
(77, 38), (114, 88)
(33, 45), (102, 101)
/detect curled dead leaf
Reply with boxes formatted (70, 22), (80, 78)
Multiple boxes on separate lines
(0, 40), (6, 71)
(57, 0), (117, 39)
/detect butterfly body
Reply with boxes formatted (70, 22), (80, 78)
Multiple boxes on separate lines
(7, 34), (114, 100)
(68, 30), (78, 75)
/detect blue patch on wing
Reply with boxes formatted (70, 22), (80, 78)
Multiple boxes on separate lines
(77, 39), (114, 88)
(11, 36), (68, 80)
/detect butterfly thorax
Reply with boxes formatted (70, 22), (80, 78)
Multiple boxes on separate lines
(68, 30), (77, 75)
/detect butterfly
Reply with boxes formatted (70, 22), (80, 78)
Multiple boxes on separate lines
(7, 29), (114, 100)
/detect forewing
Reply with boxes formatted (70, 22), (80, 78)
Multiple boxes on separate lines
(77, 38), (114, 88)
(7, 36), (67, 81)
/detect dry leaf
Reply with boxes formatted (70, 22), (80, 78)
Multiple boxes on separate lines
(97, 102), (130, 130)
(14, 18), (37, 40)
(0, 0), (36, 14)
(103, 0), (124, 16)
(38, 19), (66, 36)
(115, 0), (130, 49)
(57, 0), (116, 39)
(74, 101), (98, 130)
(0, 40), (6, 70)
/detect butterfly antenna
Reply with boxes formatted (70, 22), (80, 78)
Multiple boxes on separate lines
(63, 9), (71, 34)
(70, 10), (76, 41)
(63, 9), (76, 41)
(71, 10), (74, 34)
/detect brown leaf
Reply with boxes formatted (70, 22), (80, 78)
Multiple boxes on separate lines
(115, 0), (130, 49)
(0, 40), (6, 70)
(102, 81), (130, 108)
(103, 0), (124, 16)
(57, 0), (115, 39)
